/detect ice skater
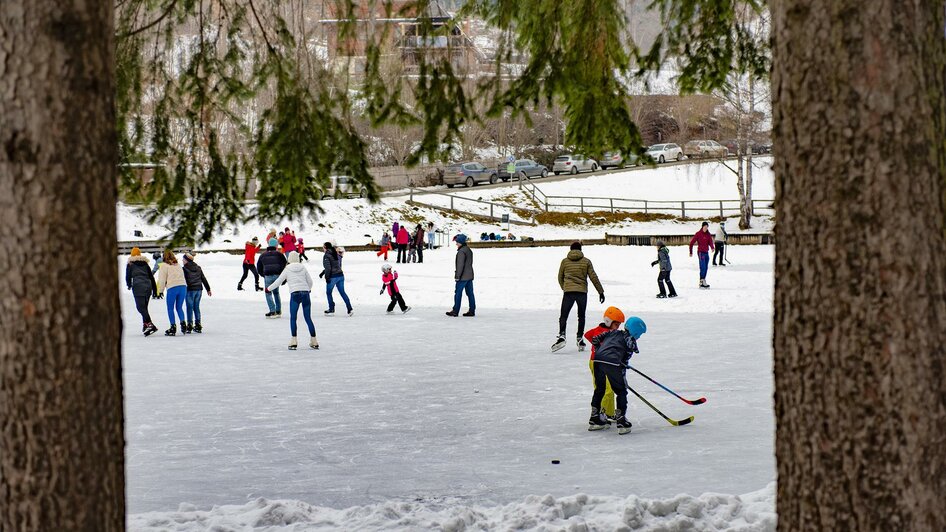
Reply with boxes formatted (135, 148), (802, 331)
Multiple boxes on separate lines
(157, 250), (187, 336)
(182, 253), (212, 334)
(713, 221), (728, 266)
(257, 237), (288, 318)
(689, 222), (715, 288)
(553, 241), (605, 352)
(297, 238), (309, 261)
(125, 247), (159, 336)
(583, 307), (626, 423)
(446, 234), (475, 317)
(396, 224), (410, 263)
(588, 316), (646, 434)
(266, 251), (319, 350)
(238, 236), (262, 291)
(320, 242), (353, 316)
(651, 239), (677, 298)
(380, 264), (411, 314)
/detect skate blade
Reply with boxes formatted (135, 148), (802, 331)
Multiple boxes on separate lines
(618, 428), (632, 435)
(310, 345), (320, 350)
(588, 424), (609, 431)
(288, 346), (297, 350)
(551, 343), (566, 353)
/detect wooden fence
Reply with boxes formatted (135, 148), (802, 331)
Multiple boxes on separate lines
(407, 188), (541, 226)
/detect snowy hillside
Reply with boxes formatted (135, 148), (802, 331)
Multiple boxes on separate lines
(117, 158), (775, 249)
(123, 245), (775, 529)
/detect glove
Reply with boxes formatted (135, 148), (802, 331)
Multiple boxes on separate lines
(265, 287), (270, 293)
(318, 271), (325, 278)
(599, 293), (605, 304)
(207, 290), (212, 297)
(651, 260), (658, 267)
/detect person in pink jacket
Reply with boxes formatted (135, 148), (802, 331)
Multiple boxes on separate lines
(688, 221), (715, 289)
(380, 264), (410, 314)
(395, 225), (410, 264)
(282, 227), (297, 256)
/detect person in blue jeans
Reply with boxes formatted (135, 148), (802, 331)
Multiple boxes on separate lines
(266, 251), (319, 350)
(157, 250), (188, 336)
(446, 234), (476, 317)
(257, 238), (288, 317)
(320, 242), (353, 316)
(688, 222), (715, 289)
(181, 253), (212, 333)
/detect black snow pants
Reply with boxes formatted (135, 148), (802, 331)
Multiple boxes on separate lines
(713, 241), (725, 264)
(591, 363), (628, 414)
(559, 291), (588, 337)
(387, 291), (407, 312)
(239, 263), (260, 287)
(658, 271), (677, 297)
(133, 293), (152, 324)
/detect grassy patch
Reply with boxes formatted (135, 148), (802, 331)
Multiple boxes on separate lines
(534, 211), (677, 226)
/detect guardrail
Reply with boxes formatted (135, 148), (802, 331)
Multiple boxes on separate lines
(407, 188), (541, 226)
(606, 233), (775, 246)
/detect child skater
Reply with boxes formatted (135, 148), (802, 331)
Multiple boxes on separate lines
(583, 307), (626, 423)
(651, 239), (677, 298)
(380, 264), (411, 314)
(297, 238), (309, 261)
(588, 316), (647, 434)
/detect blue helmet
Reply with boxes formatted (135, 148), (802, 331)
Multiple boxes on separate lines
(624, 317), (647, 339)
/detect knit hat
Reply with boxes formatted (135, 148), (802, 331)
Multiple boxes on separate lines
(251, 236), (259, 243)
(288, 251), (300, 263)
(381, 263), (392, 272)
(455, 234), (468, 245)
(152, 251), (161, 260)
(701, 221), (709, 227)
(183, 253), (195, 262)
(570, 241), (582, 250)
(624, 317), (647, 339)
(603, 307), (625, 327)
(655, 239), (665, 247)
(130, 247), (141, 257)
(268, 238), (278, 247)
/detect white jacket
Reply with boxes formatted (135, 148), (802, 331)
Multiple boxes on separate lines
(157, 262), (187, 293)
(267, 262), (313, 293)
(715, 225), (728, 242)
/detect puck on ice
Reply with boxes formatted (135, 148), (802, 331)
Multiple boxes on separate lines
(551, 460), (560, 464)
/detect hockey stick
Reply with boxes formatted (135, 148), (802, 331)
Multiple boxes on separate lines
(627, 385), (694, 426)
(724, 242), (732, 265)
(626, 364), (707, 405)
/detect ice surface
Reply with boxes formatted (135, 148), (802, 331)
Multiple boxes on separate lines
(124, 244), (775, 529)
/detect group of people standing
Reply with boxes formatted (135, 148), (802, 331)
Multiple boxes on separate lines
(125, 247), (212, 337)
(377, 221), (435, 263)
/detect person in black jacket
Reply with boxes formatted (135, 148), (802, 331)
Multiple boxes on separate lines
(125, 247), (159, 336)
(588, 317), (646, 435)
(321, 242), (353, 316)
(182, 253), (212, 333)
(257, 238), (288, 318)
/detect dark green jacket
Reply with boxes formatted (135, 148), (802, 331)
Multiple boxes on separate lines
(558, 250), (603, 294)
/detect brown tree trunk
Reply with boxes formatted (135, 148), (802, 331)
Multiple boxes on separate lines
(0, 1), (124, 530)
(771, 1), (946, 530)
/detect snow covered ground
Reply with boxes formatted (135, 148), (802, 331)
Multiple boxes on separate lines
(117, 158), (775, 249)
(123, 244), (776, 530)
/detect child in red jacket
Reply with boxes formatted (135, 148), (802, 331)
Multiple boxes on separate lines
(297, 238), (308, 261)
(584, 306), (626, 426)
(380, 264), (411, 314)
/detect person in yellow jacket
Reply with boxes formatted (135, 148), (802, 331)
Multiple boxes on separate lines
(553, 241), (605, 352)
(583, 307), (625, 423)
(157, 250), (187, 336)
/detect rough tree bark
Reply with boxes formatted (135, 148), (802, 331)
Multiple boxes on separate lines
(0, 1), (124, 531)
(771, 1), (946, 530)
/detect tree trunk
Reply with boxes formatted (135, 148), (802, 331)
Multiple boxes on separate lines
(771, 1), (946, 530)
(0, 1), (124, 531)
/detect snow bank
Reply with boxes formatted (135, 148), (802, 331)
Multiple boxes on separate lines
(129, 483), (775, 531)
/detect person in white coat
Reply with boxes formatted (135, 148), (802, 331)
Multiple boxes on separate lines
(266, 251), (319, 350)
(713, 221), (728, 266)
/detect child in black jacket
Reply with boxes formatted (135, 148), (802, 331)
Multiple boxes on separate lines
(588, 316), (647, 434)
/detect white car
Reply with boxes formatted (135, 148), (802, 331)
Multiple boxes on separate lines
(552, 154), (599, 175)
(321, 175), (368, 199)
(646, 143), (685, 163)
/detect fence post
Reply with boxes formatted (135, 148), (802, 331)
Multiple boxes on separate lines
(410, 188), (414, 202)
(681, 202), (686, 218)
(450, 196), (454, 212)
(610, 198), (614, 213)
(719, 201), (724, 218)
(644, 200), (648, 214)
(580, 197), (584, 213)
(490, 204), (494, 220)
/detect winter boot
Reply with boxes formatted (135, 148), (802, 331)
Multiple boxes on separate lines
(699, 279), (711, 289)
(324, 309), (335, 316)
(288, 337), (298, 350)
(551, 334), (566, 352)
(445, 310), (459, 317)
(194, 321), (202, 333)
(265, 311), (274, 318)
(577, 337), (587, 351)
(588, 407), (609, 431)
(237, 283), (244, 291)
(164, 324), (177, 336)
(462, 310), (475, 317)
(310, 336), (320, 350)
(143, 322), (158, 337)
(615, 411), (633, 435)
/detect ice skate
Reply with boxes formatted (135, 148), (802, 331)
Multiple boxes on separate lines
(615, 411), (633, 435)
(143, 322), (158, 337)
(577, 337), (587, 351)
(699, 279), (710, 289)
(182, 322), (192, 334)
(348, 309), (354, 317)
(324, 309), (335, 316)
(237, 283), (244, 291)
(193, 321), (202, 333)
(588, 408), (609, 431)
(656, 293), (667, 299)
(164, 324), (177, 336)
(551, 334), (566, 352)
(402, 306), (411, 314)
(288, 337), (298, 350)
(310, 336), (319, 350)
(255, 285), (263, 291)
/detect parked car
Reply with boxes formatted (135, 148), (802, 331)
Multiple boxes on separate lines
(599, 151), (642, 169)
(683, 140), (729, 159)
(645, 143), (684, 163)
(443, 162), (498, 188)
(552, 154), (599, 175)
(321, 175), (368, 199)
(497, 159), (549, 181)
(751, 142), (772, 154)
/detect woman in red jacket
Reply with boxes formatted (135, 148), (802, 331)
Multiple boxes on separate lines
(689, 222), (715, 288)
(238, 237), (262, 291)
(396, 225), (410, 264)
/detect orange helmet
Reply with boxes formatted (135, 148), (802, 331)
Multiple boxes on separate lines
(603, 306), (625, 326)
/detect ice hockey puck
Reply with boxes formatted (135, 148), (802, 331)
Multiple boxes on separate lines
(551, 460), (560, 465)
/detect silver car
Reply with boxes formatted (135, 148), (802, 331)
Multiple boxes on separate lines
(552, 154), (599, 175)
(321, 175), (368, 199)
(645, 143), (684, 163)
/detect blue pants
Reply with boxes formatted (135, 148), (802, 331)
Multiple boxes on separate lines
(165, 285), (186, 325)
(326, 276), (352, 312)
(289, 291), (317, 337)
(264, 274), (281, 313)
(698, 252), (710, 280)
(453, 280), (476, 313)
(185, 290), (203, 323)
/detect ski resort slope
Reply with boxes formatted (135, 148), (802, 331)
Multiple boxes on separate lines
(117, 158), (775, 248)
(123, 245), (776, 530)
